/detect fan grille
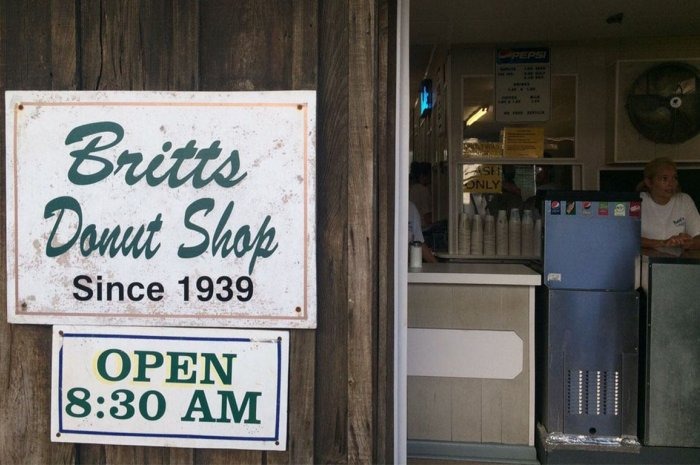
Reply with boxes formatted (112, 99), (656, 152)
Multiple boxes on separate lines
(626, 62), (700, 144)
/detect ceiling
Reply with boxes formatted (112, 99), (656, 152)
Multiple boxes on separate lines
(409, 0), (700, 140)
(410, 0), (700, 45)
(409, 0), (700, 86)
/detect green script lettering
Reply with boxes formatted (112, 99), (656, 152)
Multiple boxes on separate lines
(178, 198), (278, 274)
(64, 121), (248, 188)
(44, 196), (162, 259)
(65, 121), (124, 185)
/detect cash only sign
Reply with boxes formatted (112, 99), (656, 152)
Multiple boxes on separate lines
(5, 90), (317, 449)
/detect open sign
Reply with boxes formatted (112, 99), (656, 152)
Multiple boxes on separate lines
(51, 325), (289, 450)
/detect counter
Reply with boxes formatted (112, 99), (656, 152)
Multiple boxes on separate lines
(408, 262), (541, 286)
(407, 262), (541, 463)
(639, 250), (700, 448)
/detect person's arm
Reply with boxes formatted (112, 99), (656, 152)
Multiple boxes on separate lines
(642, 233), (693, 249)
(682, 196), (700, 249)
(683, 234), (700, 250)
(641, 237), (660, 249)
(422, 243), (438, 263)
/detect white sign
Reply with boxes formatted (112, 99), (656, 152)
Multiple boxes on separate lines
(495, 47), (550, 122)
(51, 325), (289, 450)
(5, 91), (316, 328)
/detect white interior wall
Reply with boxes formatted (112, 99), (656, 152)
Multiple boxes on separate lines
(446, 36), (700, 190)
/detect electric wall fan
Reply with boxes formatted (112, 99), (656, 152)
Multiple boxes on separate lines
(625, 62), (700, 144)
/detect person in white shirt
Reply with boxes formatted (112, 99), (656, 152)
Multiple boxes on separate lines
(409, 162), (433, 228)
(409, 201), (437, 262)
(639, 157), (700, 250)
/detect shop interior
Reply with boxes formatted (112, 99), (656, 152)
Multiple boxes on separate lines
(409, 0), (700, 257)
(405, 1), (700, 464)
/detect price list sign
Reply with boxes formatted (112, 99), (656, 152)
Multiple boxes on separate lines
(51, 326), (289, 450)
(495, 48), (550, 122)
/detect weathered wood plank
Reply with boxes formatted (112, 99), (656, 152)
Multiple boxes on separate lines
(79, 0), (137, 89)
(0, 0), (5, 95)
(315, 0), (350, 462)
(375, 2), (396, 461)
(117, 0), (198, 91)
(50, 0), (78, 89)
(75, 445), (105, 465)
(139, 0), (180, 90)
(199, 0), (294, 91)
(79, 443), (195, 465)
(170, 0), (200, 90)
(1, 1), (75, 464)
(195, 448), (261, 465)
(77, 0), (102, 90)
(1, 1), (396, 464)
(105, 447), (194, 465)
(291, 0), (318, 90)
(80, 0), (200, 91)
(268, 330), (315, 465)
(3, 0), (52, 89)
(85, 0), (145, 90)
(347, 0), (376, 463)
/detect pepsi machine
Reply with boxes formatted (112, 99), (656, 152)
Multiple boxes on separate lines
(537, 191), (641, 439)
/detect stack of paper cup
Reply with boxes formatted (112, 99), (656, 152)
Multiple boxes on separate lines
(508, 208), (521, 256)
(483, 214), (496, 256)
(458, 213), (471, 255)
(470, 214), (483, 255)
(496, 209), (508, 256)
(521, 209), (533, 256)
(533, 218), (542, 258)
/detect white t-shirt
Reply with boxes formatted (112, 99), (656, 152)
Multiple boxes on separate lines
(408, 201), (424, 243)
(641, 192), (700, 240)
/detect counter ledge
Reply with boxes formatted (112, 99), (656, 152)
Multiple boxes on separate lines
(408, 262), (541, 286)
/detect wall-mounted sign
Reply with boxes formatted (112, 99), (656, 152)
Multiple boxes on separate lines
(51, 326), (289, 450)
(495, 47), (550, 122)
(463, 164), (502, 193)
(502, 127), (545, 158)
(5, 91), (316, 328)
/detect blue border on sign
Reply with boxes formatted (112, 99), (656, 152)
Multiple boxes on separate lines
(58, 333), (283, 443)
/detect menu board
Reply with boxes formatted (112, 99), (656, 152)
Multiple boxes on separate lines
(495, 47), (550, 122)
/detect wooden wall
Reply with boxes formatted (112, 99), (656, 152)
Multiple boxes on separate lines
(0, 1), (396, 464)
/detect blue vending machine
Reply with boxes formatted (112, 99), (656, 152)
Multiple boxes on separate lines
(537, 191), (641, 439)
